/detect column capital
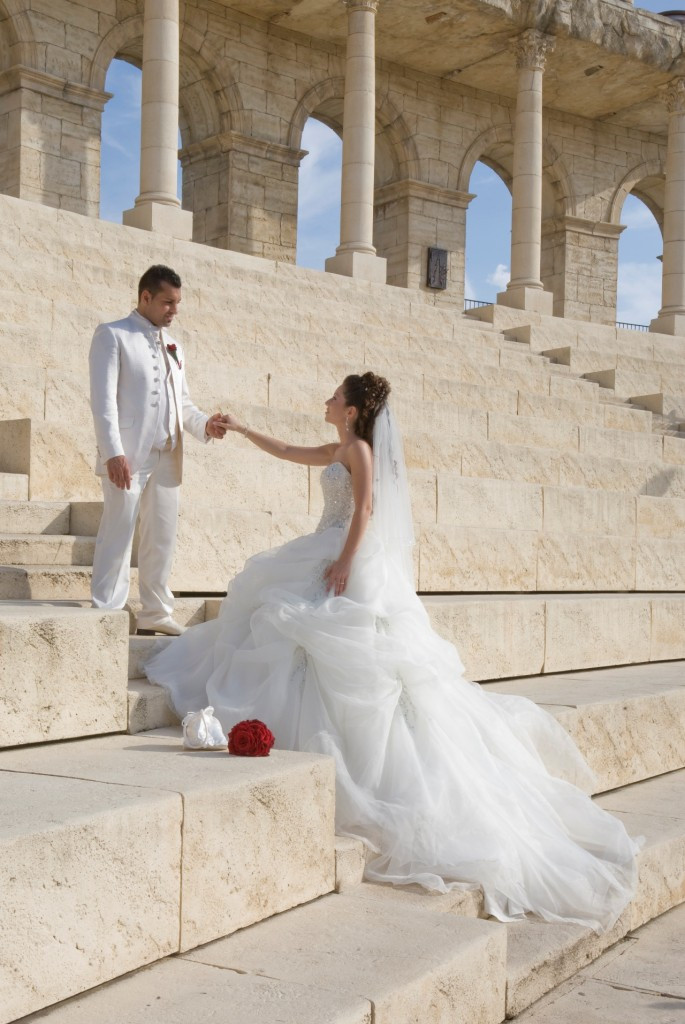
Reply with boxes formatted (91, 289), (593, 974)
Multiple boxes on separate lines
(342, 0), (379, 12)
(513, 29), (555, 71)
(662, 77), (685, 114)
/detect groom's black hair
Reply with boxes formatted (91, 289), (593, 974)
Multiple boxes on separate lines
(138, 265), (182, 298)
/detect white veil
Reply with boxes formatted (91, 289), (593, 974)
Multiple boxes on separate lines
(371, 404), (415, 586)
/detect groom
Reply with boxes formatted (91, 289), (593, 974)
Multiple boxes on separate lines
(89, 264), (228, 636)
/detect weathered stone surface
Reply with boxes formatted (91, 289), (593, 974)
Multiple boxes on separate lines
(0, 771), (181, 1023)
(183, 895), (507, 1024)
(349, 879), (484, 919)
(537, 533), (635, 591)
(487, 662), (685, 791)
(16, 959), (373, 1024)
(597, 769), (685, 930)
(0, 603), (128, 746)
(334, 836), (366, 894)
(0, 473), (28, 499)
(544, 596), (651, 673)
(437, 474), (542, 530)
(425, 595), (546, 681)
(0, 731), (337, 950)
(419, 525), (538, 592)
(636, 538), (685, 590)
(543, 486), (636, 536)
(0, 499), (70, 534)
(651, 597), (685, 661)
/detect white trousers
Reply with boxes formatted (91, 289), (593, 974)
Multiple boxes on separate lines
(91, 447), (181, 619)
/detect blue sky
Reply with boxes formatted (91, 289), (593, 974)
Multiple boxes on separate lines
(102, 9), (667, 325)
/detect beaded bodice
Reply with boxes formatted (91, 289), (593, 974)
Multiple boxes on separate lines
(316, 462), (354, 532)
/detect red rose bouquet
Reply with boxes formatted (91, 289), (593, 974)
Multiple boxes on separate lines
(227, 719), (275, 757)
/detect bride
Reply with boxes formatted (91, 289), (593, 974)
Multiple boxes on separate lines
(145, 371), (639, 932)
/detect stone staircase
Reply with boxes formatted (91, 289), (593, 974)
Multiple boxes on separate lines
(1, 192), (685, 1022)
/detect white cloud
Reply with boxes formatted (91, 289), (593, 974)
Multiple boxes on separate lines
(616, 260), (661, 326)
(621, 198), (658, 232)
(486, 263), (510, 290)
(464, 273), (477, 301)
(296, 120), (342, 268)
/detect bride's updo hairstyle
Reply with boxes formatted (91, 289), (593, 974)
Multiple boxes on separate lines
(343, 372), (391, 445)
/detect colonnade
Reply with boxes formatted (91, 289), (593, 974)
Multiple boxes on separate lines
(121, 0), (683, 333)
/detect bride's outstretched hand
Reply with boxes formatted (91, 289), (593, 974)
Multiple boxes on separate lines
(324, 557), (352, 596)
(220, 412), (244, 433)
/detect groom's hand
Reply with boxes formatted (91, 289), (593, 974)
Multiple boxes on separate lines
(205, 413), (228, 440)
(106, 455), (132, 490)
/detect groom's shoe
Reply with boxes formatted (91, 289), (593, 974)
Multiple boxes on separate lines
(136, 616), (186, 637)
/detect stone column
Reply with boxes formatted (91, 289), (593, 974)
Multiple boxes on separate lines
(542, 216), (625, 323)
(651, 78), (685, 335)
(325, 0), (387, 283)
(497, 29), (555, 315)
(123, 0), (192, 239)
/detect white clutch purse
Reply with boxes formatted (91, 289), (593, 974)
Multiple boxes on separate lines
(182, 707), (227, 750)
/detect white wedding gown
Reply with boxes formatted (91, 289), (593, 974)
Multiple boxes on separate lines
(145, 461), (639, 932)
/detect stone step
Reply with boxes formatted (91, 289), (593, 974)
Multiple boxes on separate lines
(511, 901), (685, 1023)
(484, 661), (685, 792)
(0, 730), (336, 1023)
(0, 472), (28, 499)
(0, 602), (128, 747)
(23, 765), (682, 1024)
(130, 656), (685, 793)
(0, 499), (71, 534)
(12, 890), (506, 1024)
(0, 533), (96, 565)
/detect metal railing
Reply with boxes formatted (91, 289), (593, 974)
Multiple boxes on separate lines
(616, 321), (649, 332)
(464, 298), (490, 310)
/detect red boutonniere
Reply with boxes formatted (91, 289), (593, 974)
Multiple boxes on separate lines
(166, 343), (182, 370)
(227, 719), (275, 757)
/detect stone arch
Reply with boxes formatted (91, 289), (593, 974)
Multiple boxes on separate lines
(88, 16), (245, 142)
(608, 159), (665, 233)
(288, 78), (419, 186)
(0, 0), (37, 69)
(457, 121), (574, 219)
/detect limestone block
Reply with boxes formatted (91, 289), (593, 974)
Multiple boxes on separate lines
(0, 364), (46, 420)
(597, 770), (685, 929)
(171, 504), (272, 592)
(128, 636), (173, 679)
(548, 376), (600, 401)
(437, 474), (543, 530)
(513, 975), (682, 1023)
(558, 452), (648, 493)
(44, 369), (92, 423)
(542, 486), (636, 536)
(424, 596), (546, 680)
(68, 500), (104, 536)
(488, 412), (579, 453)
(423, 376), (518, 414)
(579, 426), (662, 462)
(16, 959), (373, 1024)
(0, 604), (128, 746)
(0, 732), (337, 951)
(517, 391), (604, 427)
(0, 419), (99, 501)
(0, 565), (97, 600)
(588, 902), (685, 999)
(334, 835), (366, 893)
(0, 771), (181, 1023)
(403, 432), (465, 472)
(0, 533), (95, 565)
(643, 462), (685, 500)
(0, 472), (28, 499)
(183, 895), (507, 1024)
(650, 597), (685, 660)
(544, 596), (651, 673)
(419, 526), (538, 592)
(637, 495), (685, 538)
(602, 403), (653, 432)
(128, 680), (179, 734)
(461, 440), (561, 486)
(0, 499), (70, 534)
(636, 539), (685, 590)
(662, 435), (685, 464)
(408, 468), (437, 523)
(271, 512), (320, 546)
(537, 533), (635, 591)
(348, 879), (484, 918)
(504, 915), (630, 1019)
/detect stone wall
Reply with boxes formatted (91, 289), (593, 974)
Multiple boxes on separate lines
(0, 0), (670, 315)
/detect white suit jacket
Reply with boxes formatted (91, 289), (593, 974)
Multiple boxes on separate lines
(89, 309), (209, 477)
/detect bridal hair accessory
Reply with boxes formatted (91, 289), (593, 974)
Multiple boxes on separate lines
(182, 707), (227, 750)
(228, 719), (275, 756)
(166, 342), (182, 369)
